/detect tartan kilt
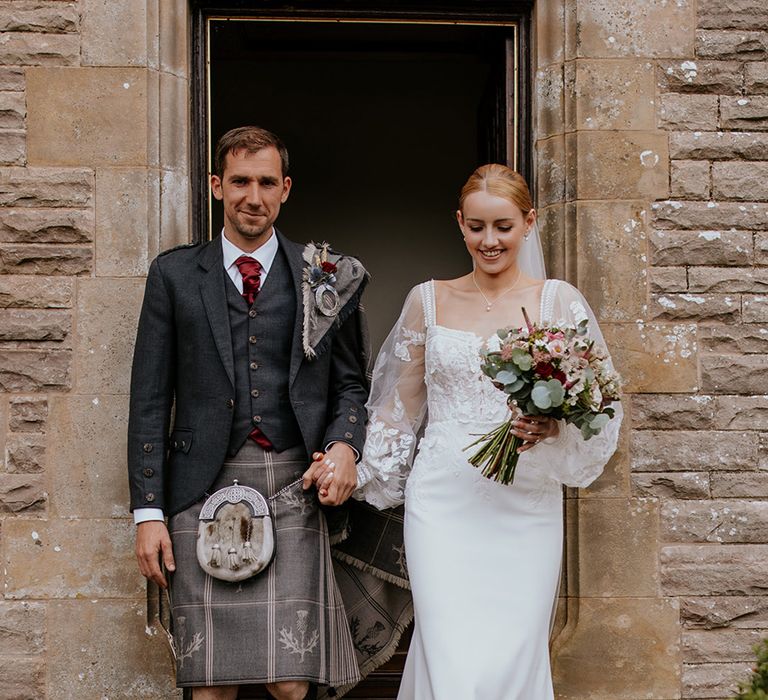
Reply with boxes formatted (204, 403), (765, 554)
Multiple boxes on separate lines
(167, 441), (360, 688)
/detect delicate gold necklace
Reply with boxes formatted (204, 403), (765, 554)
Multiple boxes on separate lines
(471, 269), (522, 312)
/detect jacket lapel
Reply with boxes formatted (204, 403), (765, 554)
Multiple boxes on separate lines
(277, 229), (307, 388)
(198, 236), (235, 389)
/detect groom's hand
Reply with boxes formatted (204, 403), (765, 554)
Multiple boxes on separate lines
(135, 521), (175, 589)
(302, 442), (357, 506)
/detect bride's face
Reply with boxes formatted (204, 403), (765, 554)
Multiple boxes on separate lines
(457, 190), (535, 276)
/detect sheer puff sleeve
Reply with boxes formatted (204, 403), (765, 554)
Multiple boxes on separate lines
(355, 286), (428, 509)
(531, 281), (624, 488)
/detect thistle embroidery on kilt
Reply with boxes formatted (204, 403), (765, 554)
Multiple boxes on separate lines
(279, 610), (319, 662)
(349, 616), (386, 657)
(392, 543), (408, 578)
(174, 616), (205, 668)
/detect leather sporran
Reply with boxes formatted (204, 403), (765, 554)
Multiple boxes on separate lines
(196, 480), (275, 582)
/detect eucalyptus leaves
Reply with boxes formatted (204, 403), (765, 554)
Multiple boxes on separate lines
(465, 308), (622, 485)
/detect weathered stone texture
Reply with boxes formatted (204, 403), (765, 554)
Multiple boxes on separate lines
(649, 266), (688, 293)
(632, 471), (711, 499)
(712, 161), (768, 201)
(80, 0), (149, 67)
(0, 90), (25, 129)
(659, 94), (719, 130)
(0, 276), (72, 308)
(757, 232), (768, 263)
(0, 5), (79, 34)
(0, 32), (79, 66)
(0, 129), (25, 165)
(0, 473), (46, 514)
(650, 293), (739, 321)
(661, 544), (768, 595)
(0, 67), (24, 91)
(0, 349), (70, 391)
(701, 325), (768, 354)
(671, 160), (711, 199)
(721, 95), (768, 130)
(8, 396), (47, 432)
(6, 432), (45, 473)
(631, 430), (757, 471)
(712, 472), (768, 498)
(743, 294), (768, 322)
(0, 309), (70, 340)
(654, 200), (768, 230)
(700, 354), (768, 393)
(0, 208), (93, 243)
(0, 656), (44, 700)
(682, 596), (768, 629)
(696, 30), (768, 60)
(632, 394), (716, 430)
(0, 167), (93, 207)
(0, 244), (92, 275)
(698, 0), (768, 30)
(684, 662), (754, 699)
(0, 602), (45, 655)
(657, 60), (743, 94)
(650, 230), (752, 266)
(683, 628), (765, 662)
(746, 61), (768, 93)
(662, 500), (768, 543)
(671, 130), (768, 160)
(689, 266), (768, 292)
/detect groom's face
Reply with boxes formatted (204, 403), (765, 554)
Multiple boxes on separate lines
(210, 146), (292, 250)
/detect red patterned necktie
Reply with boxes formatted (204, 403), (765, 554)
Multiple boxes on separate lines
(233, 255), (272, 451)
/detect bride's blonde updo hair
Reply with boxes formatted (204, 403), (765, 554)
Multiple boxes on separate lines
(458, 164), (533, 214)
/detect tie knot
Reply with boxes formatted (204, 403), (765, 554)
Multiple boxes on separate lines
(235, 255), (262, 278)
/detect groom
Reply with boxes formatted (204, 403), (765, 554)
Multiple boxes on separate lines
(127, 126), (370, 700)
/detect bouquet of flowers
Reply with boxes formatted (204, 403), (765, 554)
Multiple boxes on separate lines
(465, 308), (622, 485)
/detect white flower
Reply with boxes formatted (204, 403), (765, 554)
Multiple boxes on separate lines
(547, 338), (566, 357)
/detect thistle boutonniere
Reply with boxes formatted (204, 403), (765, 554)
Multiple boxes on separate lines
(306, 243), (340, 317)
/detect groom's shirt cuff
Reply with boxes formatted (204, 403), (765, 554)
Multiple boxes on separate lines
(134, 507), (165, 524)
(325, 441), (360, 463)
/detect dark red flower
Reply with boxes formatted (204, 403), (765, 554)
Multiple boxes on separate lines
(321, 261), (337, 274)
(553, 370), (567, 385)
(536, 362), (554, 378)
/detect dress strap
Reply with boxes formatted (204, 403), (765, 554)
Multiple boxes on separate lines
(420, 279), (437, 328)
(540, 279), (559, 325)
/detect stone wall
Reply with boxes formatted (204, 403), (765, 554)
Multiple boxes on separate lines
(536, 1), (768, 698)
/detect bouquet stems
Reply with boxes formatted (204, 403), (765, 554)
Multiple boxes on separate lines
(464, 418), (523, 485)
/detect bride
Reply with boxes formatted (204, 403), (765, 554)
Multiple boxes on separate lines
(352, 164), (622, 699)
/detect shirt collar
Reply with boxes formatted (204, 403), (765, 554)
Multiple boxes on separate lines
(221, 228), (279, 274)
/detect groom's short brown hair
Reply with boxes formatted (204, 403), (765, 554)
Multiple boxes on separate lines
(213, 126), (290, 178)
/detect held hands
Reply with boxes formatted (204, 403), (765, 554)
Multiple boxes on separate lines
(302, 442), (357, 506)
(135, 520), (176, 588)
(512, 415), (560, 454)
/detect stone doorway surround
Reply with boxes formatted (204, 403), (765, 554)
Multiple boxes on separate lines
(1, 1), (767, 699)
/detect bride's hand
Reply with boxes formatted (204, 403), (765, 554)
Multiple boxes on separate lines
(512, 415), (559, 453)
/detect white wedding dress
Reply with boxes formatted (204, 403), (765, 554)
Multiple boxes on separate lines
(356, 279), (622, 700)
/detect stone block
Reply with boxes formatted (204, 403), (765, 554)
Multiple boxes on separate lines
(552, 598), (680, 699)
(671, 160), (711, 199)
(670, 130), (768, 160)
(0, 129), (26, 165)
(160, 0), (189, 76)
(631, 472), (711, 499)
(650, 230), (752, 266)
(657, 60), (743, 94)
(758, 232), (768, 263)
(654, 200), (768, 230)
(721, 95), (768, 130)
(159, 168), (190, 252)
(682, 596), (768, 629)
(535, 65), (564, 140)
(6, 432), (45, 473)
(743, 294), (768, 322)
(659, 94), (719, 130)
(631, 394), (716, 430)
(631, 430), (757, 471)
(0, 67), (24, 91)
(81, 0), (148, 67)
(0, 32), (79, 66)
(0, 91), (25, 129)
(0, 244), (92, 275)
(699, 0), (768, 30)
(3, 518), (143, 599)
(0, 207), (93, 243)
(696, 30), (768, 60)
(661, 544), (768, 595)
(575, 201), (648, 322)
(74, 279), (144, 394)
(9, 396), (48, 432)
(574, 0), (694, 58)
(575, 131), (668, 200)
(0, 167), (93, 207)
(0, 657), (44, 700)
(701, 325), (768, 354)
(47, 395), (130, 518)
(650, 293), (739, 321)
(650, 266), (688, 293)
(689, 266), (768, 292)
(683, 662), (754, 699)
(701, 354), (768, 393)
(537, 135), (566, 207)
(95, 168), (151, 276)
(0, 349), (70, 391)
(746, 61), (768, 93)
(160, 71), (188, 170)
(684, 628), (765, 662)
(573, 59), (657, 130)
(539, 204), (566, 280)
(46, 600), (179, 700)
(0, 309), (70, 341)
(662, 500), (768, 543)
(26, 67), (148, 166)
(0, 473), (46, 514)
(601, 322), (699, 394)
(0, 602), (45, 655)
(0, 276), (72, 308)
(0, 5), (78, 33)
(712, 472), (768, 497)
(713, 160), (768, 200)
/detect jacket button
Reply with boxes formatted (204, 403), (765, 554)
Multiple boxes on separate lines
(348, 415), (358, 423)
(146, 493), (156, 502)
(249, 309), (257, 318)
(251, 389), (260, 398)
(344, 431), (353, 439)
(249, 335), (257, 344)
(250, 362), (259, 370)
(173, 440), (179, 448)
(143, 443), (153, 453)
(227, 398), (234, 408)
(252, 415), (262, 424)
(350, 407), (358, 413)
(143, 468), (154, 478)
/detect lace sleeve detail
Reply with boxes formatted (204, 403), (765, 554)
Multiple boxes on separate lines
(355, 285), (428, 509)
(533, 281), (623, 487)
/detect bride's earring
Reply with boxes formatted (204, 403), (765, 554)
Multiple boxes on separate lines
(523, 229), (531, 241)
